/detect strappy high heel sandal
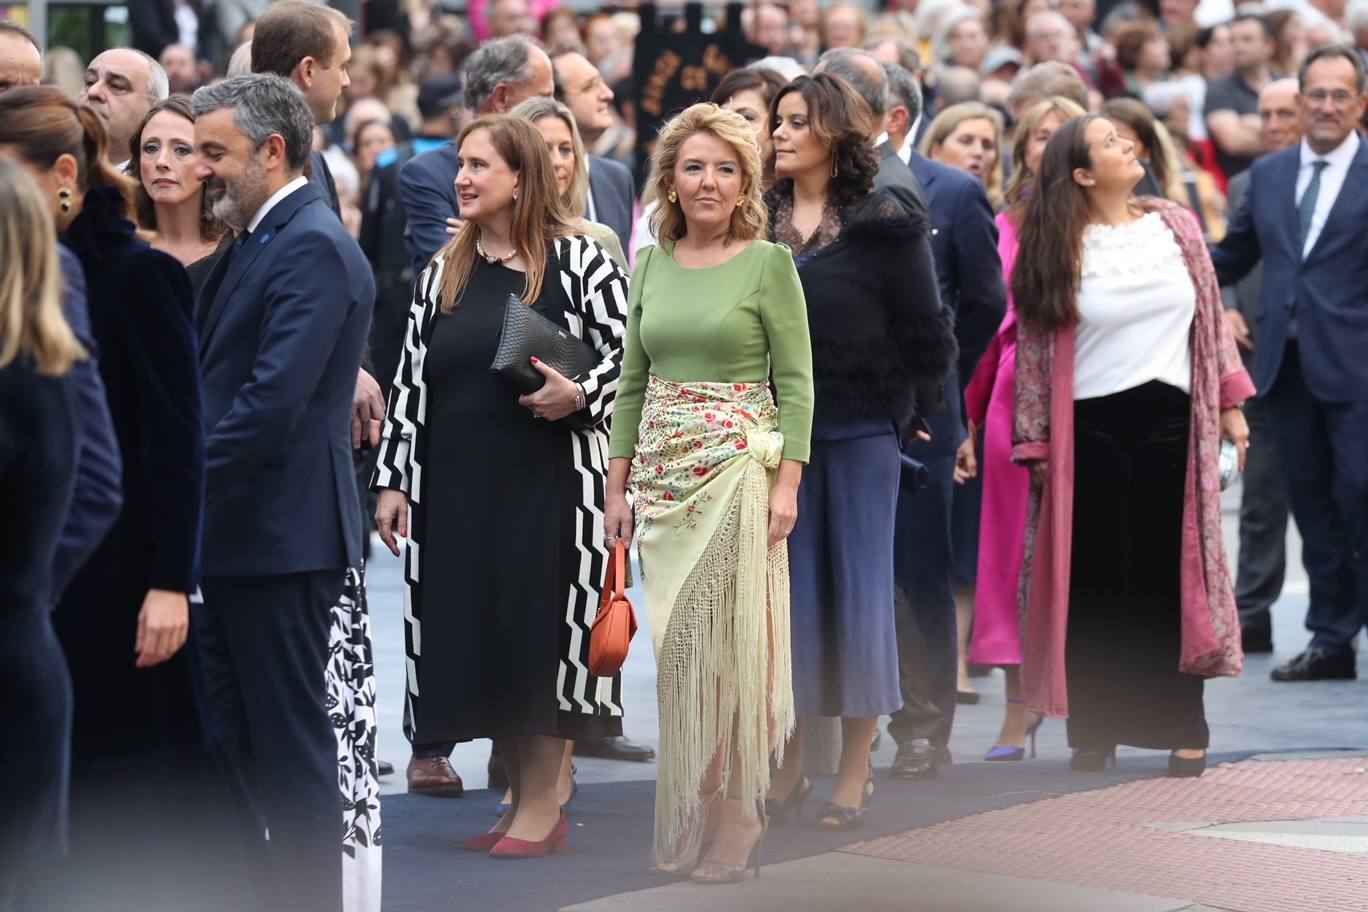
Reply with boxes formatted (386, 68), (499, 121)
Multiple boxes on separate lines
(652, 785), (723, 876)
(690, 799), (767, 885)
(985, 700), (1045, 762)
(817, 771), (875, 831)
(764, 774), (813, 825)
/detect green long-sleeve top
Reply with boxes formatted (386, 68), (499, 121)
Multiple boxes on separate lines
(608, 240), (815, 463)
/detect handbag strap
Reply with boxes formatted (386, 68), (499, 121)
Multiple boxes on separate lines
(612, 540), (626, 601)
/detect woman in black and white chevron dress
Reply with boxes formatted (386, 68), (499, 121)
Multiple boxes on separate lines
(373, 115), (628, 858)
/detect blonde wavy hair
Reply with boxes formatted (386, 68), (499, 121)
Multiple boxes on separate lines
(0, 159), (84, 376)
(920, 101), (1006, 210)
(511, 97), (590, 219)
(1004, 95), (1086, 209)
(646, 103), (768, 245)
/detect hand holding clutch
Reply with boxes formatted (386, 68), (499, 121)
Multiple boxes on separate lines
(518, 357), (583, 421)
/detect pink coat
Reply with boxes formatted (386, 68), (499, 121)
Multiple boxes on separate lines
(1011, 200), (1257, 718)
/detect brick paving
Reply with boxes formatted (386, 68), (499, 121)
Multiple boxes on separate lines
(845, 756), (1368, 912)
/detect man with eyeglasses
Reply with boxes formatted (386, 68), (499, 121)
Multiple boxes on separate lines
(1211, 44), (1368, 683)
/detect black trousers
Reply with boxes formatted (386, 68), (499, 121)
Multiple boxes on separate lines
(1066, 381), (1209, 751)
(1234, 395), (1289, 641)
(1264, 344), (1368, 655)
(196, 570), (344, 912)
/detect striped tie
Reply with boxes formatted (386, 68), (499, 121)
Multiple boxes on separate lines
(1297, 160), (1329, 256)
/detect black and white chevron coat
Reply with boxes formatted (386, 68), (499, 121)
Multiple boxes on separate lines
(372, 234), (630, 726)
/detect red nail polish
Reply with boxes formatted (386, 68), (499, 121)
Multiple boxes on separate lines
(531, 356), (539, 364)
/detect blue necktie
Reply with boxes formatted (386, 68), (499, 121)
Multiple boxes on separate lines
(1297, 160), (1329, 257)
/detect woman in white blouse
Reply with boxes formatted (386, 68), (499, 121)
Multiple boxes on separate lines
(1010, 115), (1254, 779)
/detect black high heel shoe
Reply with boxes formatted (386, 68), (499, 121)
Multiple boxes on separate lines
(764, 775), (812, 825)
(1168, 751), (1207, 778)
(1070, 746), (1117, 771)
(817, 774), (875, 831)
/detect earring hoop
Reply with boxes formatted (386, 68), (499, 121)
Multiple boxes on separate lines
(667, 188), (678, 204)
(830, 157), (839, 179)
(58, 187), (72, 214)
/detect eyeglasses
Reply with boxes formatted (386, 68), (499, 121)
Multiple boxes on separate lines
(1304, 88), (1357, 107)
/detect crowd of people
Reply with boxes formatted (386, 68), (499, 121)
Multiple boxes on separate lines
(1, 0), (1365, 908)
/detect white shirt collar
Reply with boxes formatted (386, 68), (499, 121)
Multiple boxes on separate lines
(246, 175), (309, 234)
(874, 131), (915, 165)
(1299, 131), (1360, 170)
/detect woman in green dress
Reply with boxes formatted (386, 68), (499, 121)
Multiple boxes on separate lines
(604, 103), (814, 884)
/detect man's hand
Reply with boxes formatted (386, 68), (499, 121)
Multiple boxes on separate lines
(1224, 309), (1253, 352)
(353, 368), (385, 449)
(135, 589), (189, 668)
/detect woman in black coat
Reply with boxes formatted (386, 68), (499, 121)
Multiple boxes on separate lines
(762, 74), (955, 830)
(0, 159), (89, 912)
(0, 87), (243, 911)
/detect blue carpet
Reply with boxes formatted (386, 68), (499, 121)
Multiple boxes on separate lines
(380, 753), (1251, 911)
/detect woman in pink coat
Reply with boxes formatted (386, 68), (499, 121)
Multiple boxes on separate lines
(1011, 115), (1252, 779)
(959, 97), (1083, 761)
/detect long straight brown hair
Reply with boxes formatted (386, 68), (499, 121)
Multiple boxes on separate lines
(437, 114), (576, 313)
(1011, 114), (1099, 333)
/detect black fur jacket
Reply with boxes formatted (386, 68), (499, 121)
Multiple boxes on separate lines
(767, 184), (956, 438)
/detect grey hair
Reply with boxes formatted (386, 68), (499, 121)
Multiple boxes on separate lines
(462, 35), (535, 114)
(192, 74), (315, 172)
(933, 5), (984, 64)
(133, 49), (170, 103)
(881, 61), (922, 124)
(817, 46), (888, 119)
(226, 41), (253, 77)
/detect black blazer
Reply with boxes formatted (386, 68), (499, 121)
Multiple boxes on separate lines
(587, 155), (635, 254)
(197, 180), (372, 577)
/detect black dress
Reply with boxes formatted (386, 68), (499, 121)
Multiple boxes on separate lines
(416, 258), (622, 743)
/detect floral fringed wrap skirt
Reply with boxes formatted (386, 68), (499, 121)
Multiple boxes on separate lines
(630, 375), (794, 868)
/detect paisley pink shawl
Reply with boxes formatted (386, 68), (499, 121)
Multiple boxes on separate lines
(1011, 199), (1257, 718)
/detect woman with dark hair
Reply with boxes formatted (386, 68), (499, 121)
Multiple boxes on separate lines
(124, 95), (229, 289)
(1011, 115), (1253, 779)
(710, 66), (787, 165)
(763, 73), (953, 828)
(0, 86), (240, 909)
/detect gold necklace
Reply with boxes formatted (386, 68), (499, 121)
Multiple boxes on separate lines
(476, 231), (516, 264)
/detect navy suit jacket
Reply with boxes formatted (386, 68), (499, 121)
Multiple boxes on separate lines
(587, 155), (635, 254)
(52, 244), (123, 594)
(1210, 140), (1368, 402)
(196, 182), (373, 577)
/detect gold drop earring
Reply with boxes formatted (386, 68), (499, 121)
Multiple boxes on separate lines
(667, 188), (678, 203)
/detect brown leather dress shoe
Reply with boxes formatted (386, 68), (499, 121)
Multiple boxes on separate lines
(407, 756), (465, 797)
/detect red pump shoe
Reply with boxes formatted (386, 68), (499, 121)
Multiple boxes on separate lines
(489, 812), (570, 859)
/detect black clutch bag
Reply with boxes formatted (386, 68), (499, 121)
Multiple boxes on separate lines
(489, 293), (598, 426)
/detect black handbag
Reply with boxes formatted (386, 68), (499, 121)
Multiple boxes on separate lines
(489, 293), (598, 428)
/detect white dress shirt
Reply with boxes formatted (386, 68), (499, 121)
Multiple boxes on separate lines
(1296, 131), (1359, 259)
(874, 131), (914, 165)
(246, 175), (309, 234)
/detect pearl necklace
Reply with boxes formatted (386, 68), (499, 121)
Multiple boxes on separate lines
(476, 232), (517, 265)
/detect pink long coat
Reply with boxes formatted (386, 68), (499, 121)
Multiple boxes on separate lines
(964, 213), (1029, 666)
(1011, 200), (1256, 719)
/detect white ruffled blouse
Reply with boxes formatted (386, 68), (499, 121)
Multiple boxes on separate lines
(1074, 211), (1196, 400)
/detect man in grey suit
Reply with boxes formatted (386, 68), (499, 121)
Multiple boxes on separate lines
(1220, 77), (1302, 653)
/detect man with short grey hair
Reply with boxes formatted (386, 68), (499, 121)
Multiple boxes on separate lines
(82, 48), (169, 167)
(191, 73), (373, 912)
(0, 19), (42, 92)
(399, 34), (554, 277)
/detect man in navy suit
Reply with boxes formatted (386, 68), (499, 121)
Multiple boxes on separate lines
(191, 74), (372, 912)
(1211, 45), (1368, 683)
(400, 35), (555, 277)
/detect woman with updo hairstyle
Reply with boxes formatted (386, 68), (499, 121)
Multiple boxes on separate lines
(959, 96), (1083, 764)
(710, 66), (787, 167)
(124, 96), (230, 289)
(763, 73), (953, 831)
(0, 86), (237, 909)
(604, 102), (813, 883)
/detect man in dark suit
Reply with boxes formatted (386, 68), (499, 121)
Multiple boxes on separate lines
(191, 74), (372, 912)
(249, 0), (353, 217)
(400, 35), (555, 276)
(551, 45), (636, 251)
(1211, 45), (1368, 683)
(1219, 77), (1302, 654)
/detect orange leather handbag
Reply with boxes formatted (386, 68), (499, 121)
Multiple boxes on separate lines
(588, 540), (637, 677)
